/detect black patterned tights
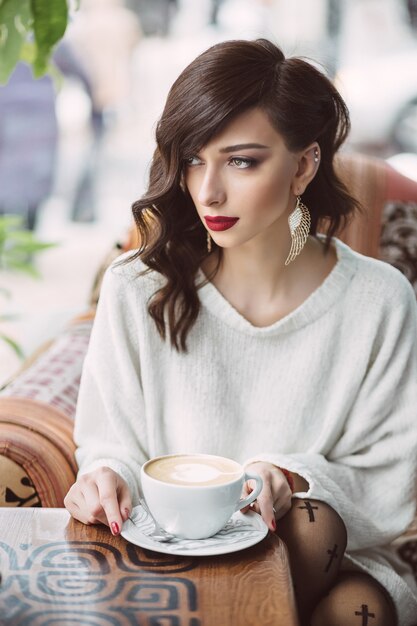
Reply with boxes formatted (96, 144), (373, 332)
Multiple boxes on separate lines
(276, 499), (397, 626)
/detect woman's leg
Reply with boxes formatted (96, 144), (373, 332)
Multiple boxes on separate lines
(310, 571), (397, 626)
(275, 498), (347, 620)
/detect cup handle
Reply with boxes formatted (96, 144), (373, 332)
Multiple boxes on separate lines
(235, 472), (263, 512)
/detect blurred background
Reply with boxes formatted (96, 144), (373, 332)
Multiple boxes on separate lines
(1, 0), (417, 384)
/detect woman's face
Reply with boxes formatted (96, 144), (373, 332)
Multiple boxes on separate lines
(183, 107), (301, 251)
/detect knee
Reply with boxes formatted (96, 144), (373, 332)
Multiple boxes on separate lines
(276, 499), (348, 618)
(277, 498), (347, 558)
(310, 572), (397, 626)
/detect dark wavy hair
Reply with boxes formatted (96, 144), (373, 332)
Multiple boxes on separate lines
(128, 38), (359, 351)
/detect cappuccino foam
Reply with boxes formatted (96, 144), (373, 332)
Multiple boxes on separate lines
(144, 454), (242, 486)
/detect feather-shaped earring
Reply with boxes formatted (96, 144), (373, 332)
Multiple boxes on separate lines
(285, 196), (311, 266)
(207, 231), (212, 253)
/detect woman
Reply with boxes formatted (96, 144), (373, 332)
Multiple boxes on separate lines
(65, 39), (417, 625)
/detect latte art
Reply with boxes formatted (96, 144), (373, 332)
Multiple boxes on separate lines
(144, 454), (242, 486)
(171, 463), (222, 483)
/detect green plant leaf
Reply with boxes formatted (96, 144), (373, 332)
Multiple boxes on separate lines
(13, 241), (56, 253)
(0, 0), (32, 84)
(4, 230), (56, 246)
(0, 332), (24, 358)
(32, 0), (68, 77)
(0, 214), (25, 230)
(2, 259), (40, 277)
(19, 39), (36, 64)
(0, 215), (57, 276)
(3, 231), (35, 243)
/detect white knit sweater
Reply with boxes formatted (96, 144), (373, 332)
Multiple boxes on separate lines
(74, 238), (417, 624)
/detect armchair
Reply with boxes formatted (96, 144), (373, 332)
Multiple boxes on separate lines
(0, 152), (416, 581)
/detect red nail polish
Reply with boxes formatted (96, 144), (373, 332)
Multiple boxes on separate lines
(111, 521), (120, 535)
(271, 519), (277, 531)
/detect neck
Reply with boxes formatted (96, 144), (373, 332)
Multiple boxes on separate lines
(202, 234), (336, 328)
(206, 222), (300, 301)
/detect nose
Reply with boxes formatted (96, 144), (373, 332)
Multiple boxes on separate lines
(197, 167), (226, 207)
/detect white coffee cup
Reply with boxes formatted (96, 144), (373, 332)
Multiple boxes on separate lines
(140, 453), (263, 540)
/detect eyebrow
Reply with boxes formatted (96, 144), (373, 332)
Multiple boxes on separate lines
(218, 143), (271, 153)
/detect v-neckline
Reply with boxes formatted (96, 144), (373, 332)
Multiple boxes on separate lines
(196, 238), (358, 337)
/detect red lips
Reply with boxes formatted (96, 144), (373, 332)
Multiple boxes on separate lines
(204, 216), (239, 231)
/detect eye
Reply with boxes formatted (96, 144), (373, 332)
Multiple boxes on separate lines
(184, 156), (202, 166)
(229, 157), (256, 169)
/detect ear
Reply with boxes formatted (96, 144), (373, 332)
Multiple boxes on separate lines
(291, 142), (320, 196)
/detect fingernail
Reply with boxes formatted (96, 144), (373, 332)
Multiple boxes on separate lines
(271, 519), (277, 531)
(111, 521), (120, 535)
(124, 508), (130, 520)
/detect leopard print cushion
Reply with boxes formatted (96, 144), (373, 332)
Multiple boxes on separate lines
(381, 202), (417, 586)
(398, 540), (417, 585)
(379, 202), (417, 297)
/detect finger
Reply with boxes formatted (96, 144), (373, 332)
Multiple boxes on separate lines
(270, 470), (292, 497)
(96, 468), (124, 535)
(64, 484), (101, 525)
(65, 493), (104, 525)
(269, 477), (292, 521)
(242, 498), (276, 532)
(242, 475), (276, 531)
(81, 481), (109, 526)
(117, 477), (132, 522)
(272, 494), (292, 521)
(240, 481), (254, 514)
(64, 494), (83, 520)
(255, 482), (276, 532)
(241, 481), (254, 496)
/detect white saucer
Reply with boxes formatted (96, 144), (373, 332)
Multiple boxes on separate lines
(121, 504), (268, 556)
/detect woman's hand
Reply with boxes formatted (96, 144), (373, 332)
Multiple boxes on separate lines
(242, 461), (293, 531)
(64, 466), (132, 536)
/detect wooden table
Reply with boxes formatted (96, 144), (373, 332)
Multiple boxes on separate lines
(0, 508), (299, 626)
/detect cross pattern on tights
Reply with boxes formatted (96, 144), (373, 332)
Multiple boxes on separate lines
(354, 604), (376, 625)
(297, 500), (318, 522)
(324, 544), (339, 573)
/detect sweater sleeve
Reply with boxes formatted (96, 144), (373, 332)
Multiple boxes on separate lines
(73, 261), (148, 504)
(246, 275), (417, 551)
